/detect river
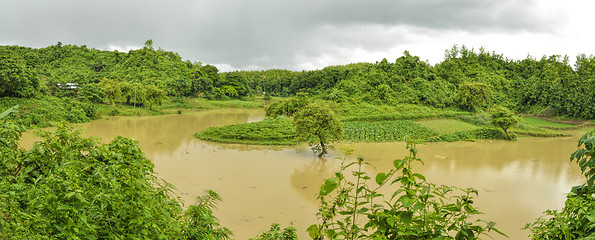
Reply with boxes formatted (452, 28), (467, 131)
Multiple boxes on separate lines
(19, 109), (586, 239)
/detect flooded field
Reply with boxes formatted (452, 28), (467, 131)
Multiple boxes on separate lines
(20, 109), (585, 239)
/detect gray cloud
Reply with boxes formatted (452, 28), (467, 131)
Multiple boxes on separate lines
(0, 0), (562, 70)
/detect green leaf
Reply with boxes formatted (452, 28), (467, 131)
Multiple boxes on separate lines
(399, 211), (413, 224)
(319, 177), (339, 196)
(307, 224), (320, 239)
(376, 173), (389, 185)
(398, 195), (415, 208)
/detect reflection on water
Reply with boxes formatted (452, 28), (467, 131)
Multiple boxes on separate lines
(19, 110), (586, 240)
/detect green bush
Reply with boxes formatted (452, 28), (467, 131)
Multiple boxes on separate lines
(308, 143), (506, 239)
(250, 223), (297, 240)
(0, 122), (231, 239)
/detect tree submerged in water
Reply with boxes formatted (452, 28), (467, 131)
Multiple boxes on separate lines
(294, 103), (343, 157)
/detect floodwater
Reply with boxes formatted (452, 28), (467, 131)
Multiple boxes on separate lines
(19, 109), (586, 239)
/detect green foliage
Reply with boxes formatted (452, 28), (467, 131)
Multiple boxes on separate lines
(0, 51), (39, 98)
(0, 121), (232, 239)
(343, 120), (437, 142)
(526, 130), (595, 239)
(457, 82), (491, 111)
(78, 83), (106, 104)
(570, 130), (595, 192)
(98, 77), (121, 105)
(0, 96), (97, 127)
(0, 124), (184, 239)
(195, 117), (297, 145)
(144, 85), (168, 110)
(250, 223), (298, 240)
(182, 190), (232, 240)
(525, 194), (595, 240)
(308, 143), (506, 240)
(265, 93), (309, 117)
(294, 103), (343, 156)
(489, 105), (521, 139)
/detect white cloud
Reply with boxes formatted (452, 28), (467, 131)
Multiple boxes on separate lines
(1, 0), (593, 70)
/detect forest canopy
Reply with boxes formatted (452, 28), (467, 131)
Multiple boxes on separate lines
(1, 43), (595, 119)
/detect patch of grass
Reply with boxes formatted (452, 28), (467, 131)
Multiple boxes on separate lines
(337, 103), (469, 122)
(426, 128), (509, 142)
(417, 119), (480, 135)
(513, 119), (570, 137)
(159, 97), (264, 110)
(195, 117), (297, 145)
(343, 120), (438, 142)
(521, 116), (576, 129)
(457, 113), (491, 126)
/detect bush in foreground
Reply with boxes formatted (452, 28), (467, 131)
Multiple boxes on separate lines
(0, 121), (230, 239)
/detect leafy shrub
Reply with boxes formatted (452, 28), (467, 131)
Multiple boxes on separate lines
(0, 122), (232, 239)
(182, 190), (232, 240)
(250, 223), (297, 240)
(308, 143), (506, 239)
(0, 124), (183, 239)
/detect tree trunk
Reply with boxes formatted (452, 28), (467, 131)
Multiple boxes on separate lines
(318, 141), (327, 157)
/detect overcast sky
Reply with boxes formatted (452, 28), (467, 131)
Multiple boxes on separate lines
(1, 0), (593, 71)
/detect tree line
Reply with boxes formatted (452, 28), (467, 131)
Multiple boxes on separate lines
(2, 42), (595, 119)
(242, 46), (595, 119)
(0, 40), (252, 105)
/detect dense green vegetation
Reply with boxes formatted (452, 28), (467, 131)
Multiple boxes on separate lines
(0, 41), (256, 127)
(241, 46), (595, 120)
(0, 121), (232, 239)
(2, 42), (595, 130)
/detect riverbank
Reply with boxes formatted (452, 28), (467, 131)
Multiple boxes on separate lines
(3, 95), (589, 144)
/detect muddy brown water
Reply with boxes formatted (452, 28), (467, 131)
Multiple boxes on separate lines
(19, 109), (586, 240)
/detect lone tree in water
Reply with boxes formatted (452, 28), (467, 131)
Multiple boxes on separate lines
(490, 105), (520, 140)
(294, 103), (343, 157)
